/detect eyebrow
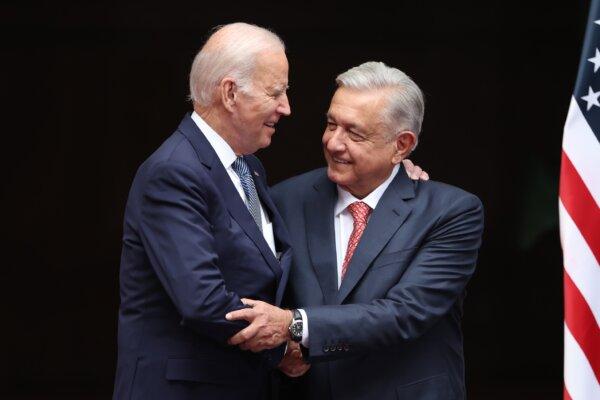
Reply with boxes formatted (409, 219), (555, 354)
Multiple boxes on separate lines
(326, 113), (363, 131)
(271, 84), (289, 92)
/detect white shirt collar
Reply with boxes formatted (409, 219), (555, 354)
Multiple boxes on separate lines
(191, 111), (238, 169)
(334, 164), (400, 216)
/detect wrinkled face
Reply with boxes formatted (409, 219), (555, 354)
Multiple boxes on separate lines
(233, 49), (291, 154)
(323, 87), (401, 198)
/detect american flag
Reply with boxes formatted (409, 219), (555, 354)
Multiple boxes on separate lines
(560, 1), (600, 399)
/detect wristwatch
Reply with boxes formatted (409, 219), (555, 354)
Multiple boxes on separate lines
(288, 309), (303, 343)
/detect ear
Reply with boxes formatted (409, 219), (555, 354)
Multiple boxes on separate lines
(391, 131), (417, 164)
(219, 77), (238, 112)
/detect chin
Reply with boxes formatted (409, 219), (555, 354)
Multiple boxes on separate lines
(251, 136), (271, 152)
(326, 166), (346, 186)
(256, 139), (271, 152)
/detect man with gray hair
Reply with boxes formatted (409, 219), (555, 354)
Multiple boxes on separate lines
(227, 61), (484, 399)
(113, 22), (295, 400)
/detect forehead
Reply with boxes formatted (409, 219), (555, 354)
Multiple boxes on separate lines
(252, 50), (289, 87)
(328, 87), (389, 129)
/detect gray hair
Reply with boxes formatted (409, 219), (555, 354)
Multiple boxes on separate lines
(189, 23), (285, 106)
(336, 61), (425, 144)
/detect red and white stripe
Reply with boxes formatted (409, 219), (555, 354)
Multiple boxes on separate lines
(560, 97), (600, 400)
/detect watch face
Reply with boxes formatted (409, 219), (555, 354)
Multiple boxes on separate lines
(291, 321), (302, 338)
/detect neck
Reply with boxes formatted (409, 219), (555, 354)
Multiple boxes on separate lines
(342, 167), (396, 199)
(344, 186), (371, 200)
(339, 181), (376, 199)
(194, 103), (243, 155)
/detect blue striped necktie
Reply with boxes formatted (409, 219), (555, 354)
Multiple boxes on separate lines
(231, 157), (263, 232)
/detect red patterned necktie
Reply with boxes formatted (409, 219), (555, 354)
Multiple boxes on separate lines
(341, 201), (372, 280)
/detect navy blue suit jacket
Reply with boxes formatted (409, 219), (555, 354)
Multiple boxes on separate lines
(271, 167), (484, 400)
(113, 114), (292, 400)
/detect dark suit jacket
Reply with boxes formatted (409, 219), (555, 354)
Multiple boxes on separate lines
(271, 166), (484, 400)
(113, 114), (292, 400)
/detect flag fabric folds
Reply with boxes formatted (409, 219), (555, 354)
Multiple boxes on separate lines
(560, 1), (600, 399)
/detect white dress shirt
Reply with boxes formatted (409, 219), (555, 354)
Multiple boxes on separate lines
(300, 164), (400, 347)
(191, 112), (276, 255)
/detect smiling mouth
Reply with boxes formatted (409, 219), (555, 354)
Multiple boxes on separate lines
(264, 122), (276, 128)
(332, 156), (350, 164)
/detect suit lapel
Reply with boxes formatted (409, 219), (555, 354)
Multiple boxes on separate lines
(176, 114), (282, 280)
(336, 168), (415, 305)
(252, 163), (293, 304)
(305, 174), (339, 305)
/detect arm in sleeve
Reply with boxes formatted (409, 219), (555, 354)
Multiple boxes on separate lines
(138, 160), (247, 343)
(303, 194), (484, 362)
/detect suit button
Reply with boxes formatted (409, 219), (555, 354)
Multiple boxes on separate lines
(337, 345), (343, 351)
(323, 345), (329, 352)
(344, 344), (350, 351)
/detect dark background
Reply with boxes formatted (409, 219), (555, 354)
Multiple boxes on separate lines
(3, 0), (589, 398)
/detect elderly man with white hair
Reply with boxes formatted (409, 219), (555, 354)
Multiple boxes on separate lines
(113, 23), (294, 400)
(226, 61), (484, 400)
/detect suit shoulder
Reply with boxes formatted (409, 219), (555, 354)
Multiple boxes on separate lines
(414, 180), (484, 243)
(133, 132), (209, 191)
(415, 179), (483, 212)
(270, 168), (327, 200)
(144, 132), (198, 167)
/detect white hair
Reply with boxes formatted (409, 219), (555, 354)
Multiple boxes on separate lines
(189, 23), (285, 106)
(336, 61), (425, 143)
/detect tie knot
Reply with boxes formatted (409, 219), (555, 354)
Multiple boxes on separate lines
(231, 157), (250, 177)
(347, 201), (371, 224)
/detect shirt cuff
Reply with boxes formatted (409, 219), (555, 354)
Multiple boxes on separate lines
(298, 308), (309, 347)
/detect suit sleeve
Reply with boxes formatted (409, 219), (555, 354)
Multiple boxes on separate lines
(138, 160), (247, 343)
(303, 194), (484, 362)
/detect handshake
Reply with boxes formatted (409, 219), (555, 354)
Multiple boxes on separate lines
(226, 298), (310, 377)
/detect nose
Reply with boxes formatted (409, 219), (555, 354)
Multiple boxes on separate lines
(278, 93), (291, 116)
(324, 128), (345, 153)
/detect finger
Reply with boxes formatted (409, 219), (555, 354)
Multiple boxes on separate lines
(240, 341), (251, 351)
(240, 298), (259, 307)
(228, 324), (259, 345)
(225, 308), (255, 321)
(422, 171), (430, 181)
(402, 159), (414, 170)
(410, 166), (423, 180)
(287, 341), (300, 351)
(240, 339), (264, 352)
(300, 365), (311, 374)
(250, 345), (264, 353)
(289, 364), (310, 378)
(296, 364), (310, 372)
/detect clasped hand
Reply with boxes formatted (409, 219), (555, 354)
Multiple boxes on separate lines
(226, 298), (292, 352)
(226, 298), (311, 377)
(278, 341), (310, 377)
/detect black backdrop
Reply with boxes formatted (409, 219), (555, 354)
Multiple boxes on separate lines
(3, 1), (589, 398)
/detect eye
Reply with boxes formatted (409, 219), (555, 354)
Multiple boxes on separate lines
(348, 131), (365, 141)
(271, 85), (289, 99)
(326, 121), (337, 131)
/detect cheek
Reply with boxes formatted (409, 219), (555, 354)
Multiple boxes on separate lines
(264, 101), (279, 117)
(247, 103), (267, 123)
(345, 145), (360, 162)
